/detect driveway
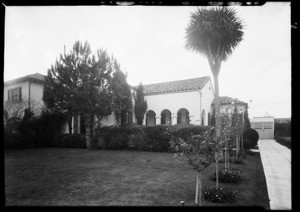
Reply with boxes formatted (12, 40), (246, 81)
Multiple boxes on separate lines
(257, 139), (291, 210)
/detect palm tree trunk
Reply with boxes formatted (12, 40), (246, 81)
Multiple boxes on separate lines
(213, 72), (220, 190)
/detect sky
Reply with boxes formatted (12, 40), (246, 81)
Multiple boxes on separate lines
(4, 2), (291, 119)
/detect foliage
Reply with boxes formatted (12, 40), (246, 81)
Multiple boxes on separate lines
(203, 187), (237, 203)
(275, 137), (291, 149)
(133, 83), (147, 125)
(243, 128), (259, 149)
(168, 127), (217, 172)
(211, 168), (241, 183)
(111, 60), (132, 125)
(4, 108), (67, 149)
(4, 98), (40, 123)
(274, 121), (291, 137)
(243, 109), (251, 130)
(58, 134), (86, 148)
(4, 117), (23, 149)
(185, 7), (244, 191)
(185, 7), (244, 62)
(94, 125), (210, 152)
(43, 41), (116, 149)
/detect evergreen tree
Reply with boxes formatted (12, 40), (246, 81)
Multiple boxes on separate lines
(43, 41), (114, 149)
(111, 60), (132, 126)
(133, 83), (147, 125)
(243, 109), (251, 130)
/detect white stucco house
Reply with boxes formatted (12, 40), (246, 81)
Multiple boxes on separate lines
(3, 73), (46, 116)
(5, 73), (250, 133)
(140, 76), (214, 126)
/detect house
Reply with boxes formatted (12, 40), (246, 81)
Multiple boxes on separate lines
(4, 73), (46, 116)
(83, 76), (215, 127)
(212, 96), (248, 115)
(140, 76), (214, 126)
(250, 116), (275, 139)
(6, 73), (247, 132)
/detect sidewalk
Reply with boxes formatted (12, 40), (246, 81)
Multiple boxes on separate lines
(257, 139), (291, 210)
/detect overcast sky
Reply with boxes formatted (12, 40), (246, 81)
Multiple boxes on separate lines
(4, 2), (291, 118)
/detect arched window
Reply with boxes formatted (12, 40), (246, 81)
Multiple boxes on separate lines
(161, 109), (172, 125)
(146, 110), (156, 126)
(177, 108), (190, 125)
(201, 109), (205, 126)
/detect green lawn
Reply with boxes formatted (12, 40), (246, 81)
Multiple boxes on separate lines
(5, 148), (270, 207)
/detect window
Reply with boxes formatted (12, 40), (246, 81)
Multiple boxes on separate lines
(263, 122), (273, 130)
(8, 87), (22, 102)
(253, 123), (262, 129)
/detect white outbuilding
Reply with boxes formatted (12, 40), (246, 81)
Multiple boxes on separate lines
(250, 116), (275, 139)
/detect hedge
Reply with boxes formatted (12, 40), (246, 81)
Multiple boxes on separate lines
(275, 137), (291, 149)
(4, 110), (66, 150)
(94, 125), (210, 152)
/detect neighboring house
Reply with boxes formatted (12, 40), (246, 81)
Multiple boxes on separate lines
(4, 73), (46, 116)
(211, 96), (248, 115)
(250, 116), (275, 139)
(139, 76), (214, 126)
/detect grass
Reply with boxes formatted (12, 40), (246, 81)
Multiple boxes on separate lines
(5, 148), (270, 207)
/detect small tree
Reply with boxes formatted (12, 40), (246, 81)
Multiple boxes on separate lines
(133, 83), (147, 125)
(44, 41), (114, 149)
(169, 128), (219, 206)
(111, 60), (132, 126)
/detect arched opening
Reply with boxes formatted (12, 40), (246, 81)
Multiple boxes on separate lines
(177, 108), (190, 125)
(146, 110), (156, 126)
(201, 109), (206, 126)
(161, 109), (172, 125)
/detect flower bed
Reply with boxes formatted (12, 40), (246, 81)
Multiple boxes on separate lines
(203, 187), (237, 203)
(211, 168), (241, 183)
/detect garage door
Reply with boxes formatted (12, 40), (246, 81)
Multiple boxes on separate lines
(252, 122), (274, 139)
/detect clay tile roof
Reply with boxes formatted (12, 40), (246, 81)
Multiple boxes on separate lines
(141, 76), (211, 95)
(212, 96), (248, 106)
(5, 73), (46, 85)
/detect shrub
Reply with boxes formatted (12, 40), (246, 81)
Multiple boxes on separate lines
(211, 168), (242, 183)
(4, 117), (23, 149)
(243, 128), (259, 149)
(243, 138), (256, 150)
(203, 187), (237, 203)
(275, 137), (291, 149)
(274, 121), (291, 137)
(59, 134), (86, 148)
(93, 125), (210, 152)
(128, 133), (148, 151)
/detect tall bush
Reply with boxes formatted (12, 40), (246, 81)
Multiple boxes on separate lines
(243, 128), (259, 149)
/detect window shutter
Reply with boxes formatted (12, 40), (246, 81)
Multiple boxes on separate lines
(8, 90), (11, 102)
(19, 87), (22, 101)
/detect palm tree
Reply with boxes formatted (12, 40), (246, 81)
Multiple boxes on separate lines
(185, 7), (244, 189)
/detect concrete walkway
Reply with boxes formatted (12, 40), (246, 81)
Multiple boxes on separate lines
(257, 139), (291, 210)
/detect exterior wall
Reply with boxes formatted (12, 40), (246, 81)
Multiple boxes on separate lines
(220, 104), (247, 114)
(101, 113), (117, 126)
(4, 81), (29, 102)
(250, 117), (275, 139)
(143, 80), (214, 126)
(200, 80), (215, 125)
(4, 81), (44, 115)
